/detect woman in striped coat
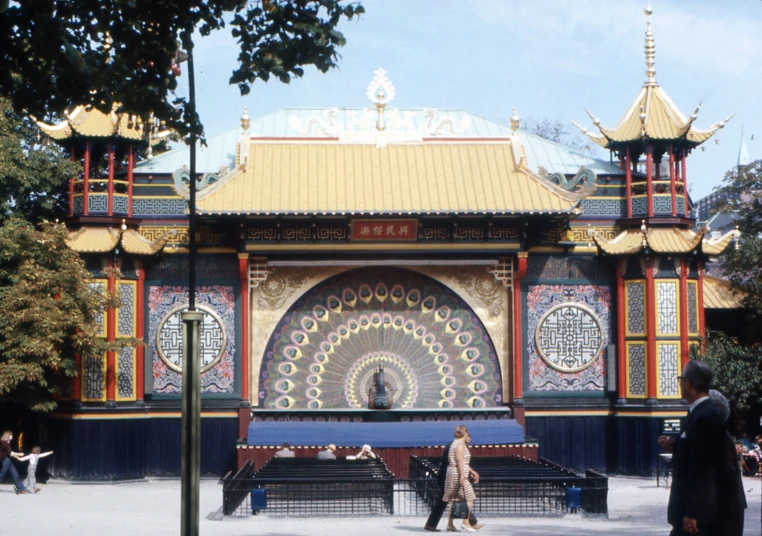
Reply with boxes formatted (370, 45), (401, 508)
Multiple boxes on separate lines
(442, 425), (480, 532)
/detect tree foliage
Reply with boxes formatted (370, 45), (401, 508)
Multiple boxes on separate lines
(522, 117), (593, 154)
(0, 219), (134, 412)
(0, 0), (364, 137)
(0, 97), (80, 223)
(716, 159), (762, 317)
(698, 333), (762, 414)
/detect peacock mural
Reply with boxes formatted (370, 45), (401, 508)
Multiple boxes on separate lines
(259, 267), (502, 410)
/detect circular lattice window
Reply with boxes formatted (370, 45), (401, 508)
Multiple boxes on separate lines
(534, 303), (604, 373)
(156, 304), (227, 373)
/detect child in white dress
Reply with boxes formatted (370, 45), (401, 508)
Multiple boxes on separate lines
(16, 446), (53, 493)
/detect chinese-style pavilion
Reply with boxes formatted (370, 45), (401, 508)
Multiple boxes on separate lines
(36, 8), (741, 478)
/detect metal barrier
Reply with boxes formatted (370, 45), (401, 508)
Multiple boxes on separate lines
(221, 460), (256, 515)
(221, 456), (608, 517)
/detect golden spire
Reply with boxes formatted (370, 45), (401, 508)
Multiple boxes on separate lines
(644, 3), (657, 87)
(510, 107), (520, 132)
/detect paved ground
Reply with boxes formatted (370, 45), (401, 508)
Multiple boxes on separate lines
(2, 475), (759, 535)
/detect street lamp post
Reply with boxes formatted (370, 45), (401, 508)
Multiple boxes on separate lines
(180, 31), (201, 536)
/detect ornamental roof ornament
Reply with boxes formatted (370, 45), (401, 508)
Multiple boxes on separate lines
(572, 4), (733, 150)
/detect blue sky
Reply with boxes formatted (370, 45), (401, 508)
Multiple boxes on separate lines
(183, 0), (761, 200)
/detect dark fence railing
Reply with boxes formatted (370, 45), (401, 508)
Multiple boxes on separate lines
(221, 460), (256, 515)
(221, 455), (608, 517)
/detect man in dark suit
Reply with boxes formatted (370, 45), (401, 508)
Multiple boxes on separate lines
(658, 360), (746, 536)
(424, 441), (480, 532)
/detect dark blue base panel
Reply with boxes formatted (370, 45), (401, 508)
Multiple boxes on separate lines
(44, 417), (237, 480)
(526, 416), (661, 475)
(248, 420), (525, 448)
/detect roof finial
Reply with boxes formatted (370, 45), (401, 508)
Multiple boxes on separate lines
(644, 2), (657, 86)
(510, 107), (520, 132)
(240, 106), (250, 134)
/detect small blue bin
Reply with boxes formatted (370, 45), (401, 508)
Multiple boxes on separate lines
(566, 487), (582, 511)
(251, 488), (267, 512)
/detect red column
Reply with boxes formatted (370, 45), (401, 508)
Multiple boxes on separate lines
(645, 257), (657, 400)
(106, 257), (116, 402)
(679, 258), (689, 367)
(669, 148), (677, 217)
(83, 141), (90, 216)
(625, 147), (632, 218)
(128, 144), (134, 217)
(616, 259), (626, 400)
(107, 141), (115, 215)
(646, 147), (654, 218)
(698, 262), (707, 351)
(238, 254), (251, 440)
(136, 260), (145, 401)
(512, 253), (528, 426)
(682, 150), (689, 218)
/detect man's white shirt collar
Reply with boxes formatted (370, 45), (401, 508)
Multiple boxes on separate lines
(689, 395), (710, 413)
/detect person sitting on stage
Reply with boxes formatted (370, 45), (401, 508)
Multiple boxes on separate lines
(274, 442), (295, 458)
(355, 444), (377, 460)
(317, 444), (337, 460)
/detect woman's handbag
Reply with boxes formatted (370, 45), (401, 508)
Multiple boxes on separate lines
(450, 484), (469, 519)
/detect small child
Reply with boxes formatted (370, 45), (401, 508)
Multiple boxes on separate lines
(15, 446), (53, 493)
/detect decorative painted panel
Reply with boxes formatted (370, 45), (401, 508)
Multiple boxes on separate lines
(653, 195), (672, 214)
(88, 281), (107, 337)
(626, 343), (646, 398)
(88, 194), (108, 213)
(687, 281), (699, 335)
(132, 198), (188, 217)
(580, 198), (627, 217)
(148, 285), (236, 394)
(676, 196), (686, 215)
(116, 347), (135, 400)
(115, 281), (136, 401)
(632, 196), (648, 216)
(144, 255), (239, 281)
(526, 285), (610, 392)
(72, 195), (84, 215)
(656, 280), (679, 336)
(82, 353), (106, 402)
(657, 342), (680, 398)
(260, 267), (501, 409)
(526, 256), (607, 281)
(625, 281), (645, 336)
(534, 303), (604, 373)
(113, 195), (129, 214)
(116, 282), (136, 337)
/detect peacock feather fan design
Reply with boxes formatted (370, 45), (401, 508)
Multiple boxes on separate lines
(260, 268), (501, 409)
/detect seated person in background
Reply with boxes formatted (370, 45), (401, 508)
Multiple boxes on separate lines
(274, 442), (295, 458)
(317, 444), (337, 460)
(355, 444), (377, 460)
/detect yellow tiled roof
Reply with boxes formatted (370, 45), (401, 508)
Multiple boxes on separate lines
(586, 86), (722, 148)
(37, 105), (144, 141)
(703, 276), (744, 309)
(121, 229), (176, 255)
(195, 143), (579, 216)
(65, 227), (121, 253)
(65, 227), (173, 255)
(591, 227), (737, 256)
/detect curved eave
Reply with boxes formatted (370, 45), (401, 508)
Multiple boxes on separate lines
(701, 229), (738, 255)
(65, 227), (120, 253)
(37, 105), (146, 141)
(121, 229), (176, 255)
(703, 276), (744, 309)
(591, 229), (643, 255)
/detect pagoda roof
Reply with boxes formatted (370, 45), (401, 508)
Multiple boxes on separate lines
(589, 225), (739, 256)
(65, 227), (175, 255)
(134, 108), (624, 178)
(574, 8), (731, 149)
(37, 104), (145, 141)
(703, 276), (744, 309)
(194, 142), (581, 216)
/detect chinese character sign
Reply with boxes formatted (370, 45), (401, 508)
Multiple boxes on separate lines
(351, 219), (418, 241)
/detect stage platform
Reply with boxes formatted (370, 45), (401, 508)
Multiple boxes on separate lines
(241, 410), (536, 478)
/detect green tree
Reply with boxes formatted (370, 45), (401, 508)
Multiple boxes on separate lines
(0, 218), (135, 412)
(717, 159), (762, 317)
(0, 97), (80, 222)
(699, 334), (762, 414)
(0, 0), (365, 137)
